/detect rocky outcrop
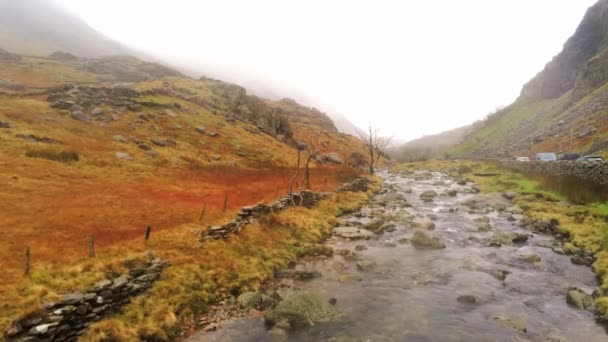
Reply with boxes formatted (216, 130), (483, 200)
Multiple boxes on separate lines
(199, 191), (330, 241)
(4, 258), (170, 342)
(498, 160), (608, 185)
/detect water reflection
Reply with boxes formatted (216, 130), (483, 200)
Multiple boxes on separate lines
(523, 172), (608, 204)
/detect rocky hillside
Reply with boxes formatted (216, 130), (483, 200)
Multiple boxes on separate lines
(447, 0), (608, 159)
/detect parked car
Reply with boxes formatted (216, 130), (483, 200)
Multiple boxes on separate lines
(577, 155), (605, 162)
(536, 152), (557, 162)
(515, 157), (530, 162)
(559, 153), (580, 161)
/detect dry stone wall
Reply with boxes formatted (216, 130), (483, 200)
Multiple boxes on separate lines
(498, 160), (608, 185)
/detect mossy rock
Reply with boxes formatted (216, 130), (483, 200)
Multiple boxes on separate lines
(237, 292), (278, 310)
(411, 230), (446, 249)
(265, 292), (342, 329)
(566, 288), (594, 311)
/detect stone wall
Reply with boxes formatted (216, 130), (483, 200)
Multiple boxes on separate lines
(498, 160), (608, 185)
(200, 177), (374, 241)
(4, 258), (170, 342)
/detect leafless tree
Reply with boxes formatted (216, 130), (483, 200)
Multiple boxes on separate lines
(302, 139), (319, 190)
(358, 124), (393, 174)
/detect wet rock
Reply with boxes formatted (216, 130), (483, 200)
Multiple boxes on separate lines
(489, 232), (528, 247)
(420, 190), (437, 202)
(275, 269), (321, 281)
(457, 295), (478, 304)
(477, 223), (492, 232)
(446, 189), (458, 197)
(333, 227), (374, 240)
(265, 292), (342, 329)
(356, 260), (377, 272)
(490, 269), (510, 282)
(413, 221), (436, 230)
(519, 254), (541, 263)
(364, 218), (386, 233)
(398, 237), (409, 244)
(570, 255), (591, 266)
(457, 179), (467, 185)
(552, 247), (565, 255)
(492, 315), (527, 333)
(566, 288), (594, 311)
(384, 241), (397, 247)
(502, 192), (517, 201)
(354, 245), (368, 251)
(427, 214), (438, 221)
(411, 230), (446, 249)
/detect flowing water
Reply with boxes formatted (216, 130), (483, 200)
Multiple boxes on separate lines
(189, 171), (606, 341)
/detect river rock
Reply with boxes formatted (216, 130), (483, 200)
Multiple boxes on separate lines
(493, 315), (527, 333)
(519, 254), (541, 263)
(489, 232), (528, 247)
(411, 230), (446, 249)
(338, 274), (363, 282)
(457, 295), (477, 304)
(334, 227), (374, 240)
(356, 260), (377, 271)
(265, 292), (342, 329)
(355, 245), (368, 251)
(364, 218), (386, 233)
(477, 223), (492, 232)
(566, 288), (594, 311)
(502, 192), (517, 201)
(420, 190), (438, 202)
(447, 189), (458, 197)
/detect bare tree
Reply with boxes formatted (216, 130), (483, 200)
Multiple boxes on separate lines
(358, 124), (393, 174)
(289, 142), (306, 204)
(303, 139), (319, 190)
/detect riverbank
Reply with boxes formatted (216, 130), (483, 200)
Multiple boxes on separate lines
(394, 160), (608, 319)
(2, 178), (379, 341)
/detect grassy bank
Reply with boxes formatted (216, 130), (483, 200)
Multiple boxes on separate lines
(1, 180), (379, 341)
(393, 160), (608, 317)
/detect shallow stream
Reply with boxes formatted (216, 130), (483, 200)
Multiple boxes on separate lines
(189, 171), (606, 341)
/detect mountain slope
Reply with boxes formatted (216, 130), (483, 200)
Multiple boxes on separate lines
(0, 0), (130, 57)
(448, 0), (608, 158)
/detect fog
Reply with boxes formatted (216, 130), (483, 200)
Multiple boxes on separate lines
(52, 0), (596, 140)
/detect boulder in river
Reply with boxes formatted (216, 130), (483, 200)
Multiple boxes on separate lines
(356, 260), (377, 272)
(411, 230), (446, 249)
(364, 218), (386, 233)
(477, 223), (492, 232)
(265, 292), (342, 329)
(334, 227), (374, 240)
(519, 254), (541, 263)
(457, 295), (478, 304)
(566, 288), (594, 311)
(492, 315), (527, 333)
(420, 190), (438, 202)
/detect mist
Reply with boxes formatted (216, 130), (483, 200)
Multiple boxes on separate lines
(26, 0), (601, 139)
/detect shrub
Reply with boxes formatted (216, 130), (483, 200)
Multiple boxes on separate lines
(25, 150), (80, 163)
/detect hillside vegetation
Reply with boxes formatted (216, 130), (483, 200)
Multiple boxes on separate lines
(0, 48), (369, 336)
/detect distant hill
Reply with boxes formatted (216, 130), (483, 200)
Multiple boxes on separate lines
(0, 0), (130, 57)
(392, 122), (482, 161)
(418, 0), (608, 159)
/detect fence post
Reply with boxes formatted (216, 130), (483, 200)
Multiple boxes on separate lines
(199, 203), (207, 222)
(88, 234), (95, 257)
(144, 225), (151, 241)
(223, 192), (229, 212)
(24, 247), (30, 276)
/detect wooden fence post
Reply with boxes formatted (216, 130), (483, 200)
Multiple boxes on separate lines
(88, 234), (95, 257)
(199, 203), (207, 222)
(223, 192), (229, 212)
(24, 247), (30, 276)
(144, 225), (151, 241)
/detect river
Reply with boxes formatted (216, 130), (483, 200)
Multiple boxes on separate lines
(188, 170), (606, 341)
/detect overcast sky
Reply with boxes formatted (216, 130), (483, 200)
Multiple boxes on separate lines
(54, 0), (597, 141)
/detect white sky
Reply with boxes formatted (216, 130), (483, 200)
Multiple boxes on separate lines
(54, 0), (597, 141)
